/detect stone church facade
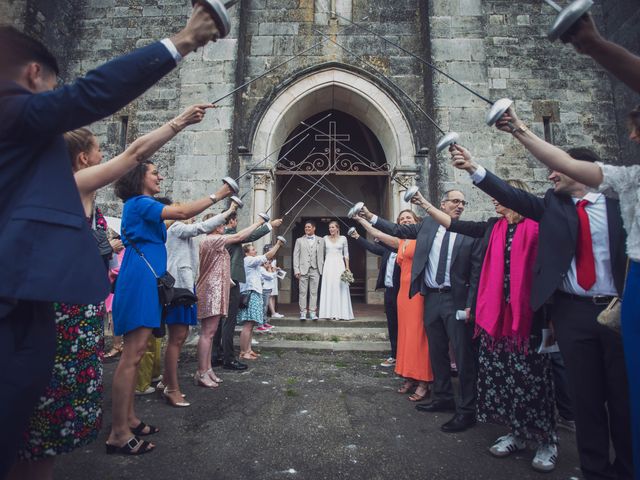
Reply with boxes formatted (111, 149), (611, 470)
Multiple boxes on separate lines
(3, 0), (638, 304)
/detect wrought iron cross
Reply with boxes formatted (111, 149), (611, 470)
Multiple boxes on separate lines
(314, 121), (350, 167)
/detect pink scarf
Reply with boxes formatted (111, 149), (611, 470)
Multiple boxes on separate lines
(475, 218), (539, 350)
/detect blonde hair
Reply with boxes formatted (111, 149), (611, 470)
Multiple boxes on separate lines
(63, 127), (95, 172)
(504, 180), (530, 223)
(329, 220), (340, 232)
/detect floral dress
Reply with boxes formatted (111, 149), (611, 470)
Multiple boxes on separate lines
(18, 207), (107, 460)
(476, 224), (556, 445)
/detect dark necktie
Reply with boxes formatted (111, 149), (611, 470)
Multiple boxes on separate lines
(435, 231), (451, 285)
(575, 200), (596, 290)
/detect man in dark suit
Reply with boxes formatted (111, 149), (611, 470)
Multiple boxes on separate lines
(349, 228), (400, 367)
(361, 191), (483, 433)
(0, 10), (219, 473)
(451, 144), (632, 480)
(211, 213), (283, 371)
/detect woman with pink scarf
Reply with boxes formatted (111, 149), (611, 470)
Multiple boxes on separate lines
(416, 179), (557, 473)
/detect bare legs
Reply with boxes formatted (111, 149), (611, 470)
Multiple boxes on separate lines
(196, 315), (221, 374)
(107, 327), (155, 449)
(268, 296), (277, 315)
(164, 324), (189, 403)
(239, 322), (256, 359)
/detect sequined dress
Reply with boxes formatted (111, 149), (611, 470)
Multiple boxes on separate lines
(197, 234), (231, 318)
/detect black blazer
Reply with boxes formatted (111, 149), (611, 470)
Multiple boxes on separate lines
(374, 216), (483, 310)
(354, 236), (400, 291)
(475, 169), (627, 310)
(0, 42), (178, 305)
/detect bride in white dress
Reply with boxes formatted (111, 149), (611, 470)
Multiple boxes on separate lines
(318, 221), (354, 320)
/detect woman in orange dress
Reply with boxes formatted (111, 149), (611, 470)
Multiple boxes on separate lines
(354, 211), (433, 401)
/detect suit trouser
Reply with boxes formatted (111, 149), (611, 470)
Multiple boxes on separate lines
(622, 261), (640, 480)
(423, 291), (476, 415)
(212, 283), (240, 364)
(298, 268), (320, 314)
(384, 287), (398, 359)
(136, 336), (162, 392)
(0, 300), (55, 477)
(550, 294), (633, 480)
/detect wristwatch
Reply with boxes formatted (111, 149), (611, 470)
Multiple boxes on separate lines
(209, 193), (217, 204)
(512, 123), (529, 134)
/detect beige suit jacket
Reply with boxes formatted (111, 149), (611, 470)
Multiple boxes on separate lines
(293, 235), (325, 276)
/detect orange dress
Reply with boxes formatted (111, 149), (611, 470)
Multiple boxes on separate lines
(395, 239), (433, 382)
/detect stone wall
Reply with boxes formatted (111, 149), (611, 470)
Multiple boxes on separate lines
(602, 0), (640, 165)
(429, 0), (620, 219)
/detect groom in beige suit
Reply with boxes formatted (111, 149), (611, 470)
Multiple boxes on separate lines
(293, 220), (325, 321)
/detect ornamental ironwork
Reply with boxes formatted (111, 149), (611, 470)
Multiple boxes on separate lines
(276, 121), (390, 174)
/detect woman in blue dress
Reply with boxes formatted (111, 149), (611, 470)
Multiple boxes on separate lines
(106, 161), (234, 455)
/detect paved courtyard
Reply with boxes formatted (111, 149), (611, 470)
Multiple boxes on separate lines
(55, 349), (582, 480)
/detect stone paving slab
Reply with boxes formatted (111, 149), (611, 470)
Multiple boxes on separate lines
(57, 350), (582, 480)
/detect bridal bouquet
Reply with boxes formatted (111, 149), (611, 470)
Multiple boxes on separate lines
(340, 269), (354, 285)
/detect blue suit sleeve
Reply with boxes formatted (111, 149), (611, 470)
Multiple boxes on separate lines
(476, 170), (546, 222)
(5, 42), (176, 138)
(375, 216), (420, 239)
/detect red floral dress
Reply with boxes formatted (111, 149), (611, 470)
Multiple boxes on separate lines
(18, 207), (107, 460)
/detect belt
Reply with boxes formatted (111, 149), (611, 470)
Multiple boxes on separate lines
(556, 290), (615, 306)
(424, 286), (452, 294)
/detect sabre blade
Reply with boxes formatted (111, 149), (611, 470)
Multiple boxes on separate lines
(328, 12), (494, 105)
(543, 0), (563, 12)
(296, 189), (352, 229)
(313, 29), (445, 135)
(295, 174), (353, 207)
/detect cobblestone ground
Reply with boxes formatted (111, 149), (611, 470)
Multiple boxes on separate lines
(55, 349), (582, 480)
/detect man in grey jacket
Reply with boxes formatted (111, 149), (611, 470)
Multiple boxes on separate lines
(211, 212), (282, 370)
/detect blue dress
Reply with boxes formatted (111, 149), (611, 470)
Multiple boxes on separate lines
(113, 196), (167, 336)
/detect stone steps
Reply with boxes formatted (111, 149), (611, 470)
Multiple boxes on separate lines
(252, 325), (388, 342)
(247, 338), (391, 352)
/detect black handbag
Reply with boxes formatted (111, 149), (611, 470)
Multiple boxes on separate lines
(239, 292), (250, 308)
(121, 228), (175, 308)
(171, 288), (198, 307)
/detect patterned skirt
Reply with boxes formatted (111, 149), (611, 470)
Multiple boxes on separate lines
(237, 291), (264, 325)
(18, 302), (104, 460)
(476, 332), (556, 445)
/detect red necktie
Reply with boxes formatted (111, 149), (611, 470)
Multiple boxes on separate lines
(575, 199), (596, 290)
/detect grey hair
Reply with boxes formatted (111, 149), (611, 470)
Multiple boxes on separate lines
(441, 189), (464, 203)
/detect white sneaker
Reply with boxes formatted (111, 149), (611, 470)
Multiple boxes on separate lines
(380, 357), (396, 367)
(271, 313), (284, 318)
(135, 386), (156, 396)
(532, 443), (558, 472)
(300, 313), (307, 320)
(489, 434), (526, 458)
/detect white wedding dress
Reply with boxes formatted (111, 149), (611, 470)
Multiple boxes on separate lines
(318, 235), (354, 320)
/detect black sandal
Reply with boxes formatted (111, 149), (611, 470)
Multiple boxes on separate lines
(131, 421), (159, 436)
(106, 436), (154, 455)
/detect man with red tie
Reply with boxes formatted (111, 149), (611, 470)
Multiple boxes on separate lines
(451, 144), (632, 480)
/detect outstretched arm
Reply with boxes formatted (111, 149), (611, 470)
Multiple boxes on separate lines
(450, 144), (546, 222)
(409, 191), (452, 229)
(495, 107), (603, 188)
(161, 183), (233, 220)
(226, 218), (266, 244)
(353, 217), (400, 250)
(75, 104), (213, 194)
(561, 14), (640, 94)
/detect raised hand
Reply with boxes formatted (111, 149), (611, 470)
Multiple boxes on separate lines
(270, 218), (283, 228)
(358, 205), (373, 221)
(495, 106), (522, 133)
(410, 191), (427, 207)
(173, 104), (215, 130)
(559, 13), (601, 54)
(449, 144), (477, 173)
(348, 228), (360, 239)
(171, 4), (220, 56)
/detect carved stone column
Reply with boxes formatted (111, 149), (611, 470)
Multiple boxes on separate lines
(250, 168), (273, 253)
(392, 168), (419, 218)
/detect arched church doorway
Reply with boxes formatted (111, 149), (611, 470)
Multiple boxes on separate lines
(273, 110), (388, 305)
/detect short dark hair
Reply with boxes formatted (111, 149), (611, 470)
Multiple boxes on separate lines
(566, 147), (601, 164)
(0, 26), (59, 78)
(156, 196), (172, 206)
(304, 220), (316, 228)
(114, 161), (152, 201)
(226, 212), (237, 224)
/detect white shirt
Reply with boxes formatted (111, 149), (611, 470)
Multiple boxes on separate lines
(260, 266), (276, 291)
(424, 226), (456, 288)
(384, 253), (397, 288)
(160, 38), (183, 64)
(240, 254), (269, 294)
(597, 162), (640, 261)
(561, 193), (617, 296)
(470, 165), (617, 296)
